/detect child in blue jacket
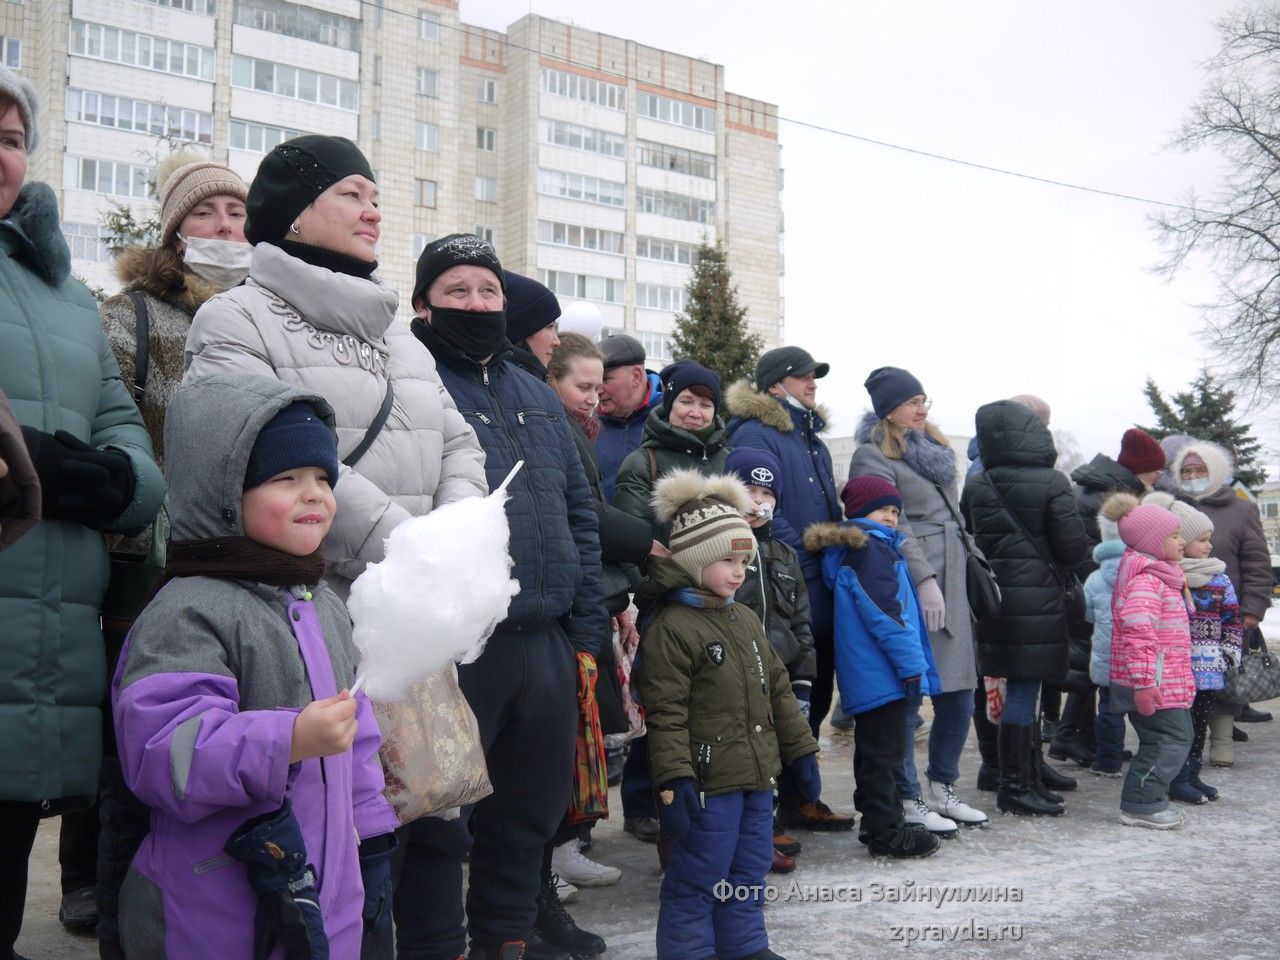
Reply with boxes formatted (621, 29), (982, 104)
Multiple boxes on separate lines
(804, 476), (942, 858)
(1085, 508), (1129, 777)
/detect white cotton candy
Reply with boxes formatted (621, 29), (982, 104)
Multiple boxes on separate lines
(347, 465), (522, 702)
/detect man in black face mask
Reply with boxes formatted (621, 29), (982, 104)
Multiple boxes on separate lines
(402, 235), (607, 960)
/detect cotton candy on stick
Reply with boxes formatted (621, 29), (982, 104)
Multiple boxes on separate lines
(348, 461), (523, 701)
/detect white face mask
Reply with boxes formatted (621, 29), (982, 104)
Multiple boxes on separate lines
(180, 234), (253, 291)
(1182, 477), (1211, 496)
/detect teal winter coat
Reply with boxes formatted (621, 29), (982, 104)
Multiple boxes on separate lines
(0, 183), (164, 805)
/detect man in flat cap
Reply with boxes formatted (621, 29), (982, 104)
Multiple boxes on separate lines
(594, 334), (663, 500)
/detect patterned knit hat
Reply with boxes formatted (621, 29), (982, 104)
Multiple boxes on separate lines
(841, 475), (903, 520)
(157, 151), (248, 247)
(1116, 428), (1165, 475)
(1143, 491), (1214, 544)
(1102, 493), (1181, 558)
(652, 469), (757, 585)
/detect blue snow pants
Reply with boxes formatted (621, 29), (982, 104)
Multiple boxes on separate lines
(657, 788), (773, 960)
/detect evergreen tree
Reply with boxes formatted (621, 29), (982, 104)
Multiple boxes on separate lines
(1141, 370), (1267, 489)
(670, 237), (762, 388)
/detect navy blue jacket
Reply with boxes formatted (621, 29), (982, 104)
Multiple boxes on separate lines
(805, 520), (941, 716)
(412, 322), (607, 653)
(725, 382), (841, 634)
(594, 371), (662, 502)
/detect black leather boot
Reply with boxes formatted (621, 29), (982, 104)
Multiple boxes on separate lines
(997, 724), (1064, 816)
(1031, 727), (1075, 800)
(534, 875), (605, 958)
(973, 688), (999, 792)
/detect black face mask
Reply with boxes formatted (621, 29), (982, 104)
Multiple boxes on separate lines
(427, 306), (507, 362)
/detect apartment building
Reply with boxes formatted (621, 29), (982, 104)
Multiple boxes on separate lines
(3, 0), (785, 359)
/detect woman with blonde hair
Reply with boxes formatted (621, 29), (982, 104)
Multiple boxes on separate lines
(848, 367), (988, 835)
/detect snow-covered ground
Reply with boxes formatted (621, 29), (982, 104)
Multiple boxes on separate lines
(21, 699), (1280, 960)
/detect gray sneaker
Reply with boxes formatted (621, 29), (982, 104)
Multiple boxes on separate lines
(1119, 808), (1184, 830)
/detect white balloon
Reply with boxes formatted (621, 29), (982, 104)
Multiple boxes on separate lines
(558, 301), (604, 340)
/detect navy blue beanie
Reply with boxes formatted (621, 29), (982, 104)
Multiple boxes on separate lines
(245, 401), (340, 490)
(663, 363), (722, 418)
(864, 366), (925, 420)
(503, 270), (560, 345)
(725, 448), (784, 499)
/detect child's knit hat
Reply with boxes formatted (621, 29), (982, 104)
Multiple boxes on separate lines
(244, 401), (339, 490)
(652, 468), (757, 585)
(841, 475), (903, 520)
(1116, 428), (1165, 475)
(1143, 491), (1214, 544)
(1101, 492), (1180, 558)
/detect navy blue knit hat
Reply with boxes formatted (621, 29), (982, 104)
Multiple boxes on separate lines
(864, 366), (925, 420)
(245, 401), (340, 490)
(503, 270), (560, 345)
(663, 363), (722, 418)
(725, 448), (784, 499)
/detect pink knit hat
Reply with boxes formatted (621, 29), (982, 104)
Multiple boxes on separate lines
(1116, 501), (1181, 557)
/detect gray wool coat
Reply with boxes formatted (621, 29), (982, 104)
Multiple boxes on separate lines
(849, 413), (976, 694)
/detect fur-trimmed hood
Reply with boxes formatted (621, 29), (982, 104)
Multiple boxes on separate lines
(803, 521), (868, 552)
(652, 467), (754, 525)
(725, 379), (830, 434)
(114, 244), (220, 314)
(1170, 439), (1233, 501)
(2, 182), (71, 285)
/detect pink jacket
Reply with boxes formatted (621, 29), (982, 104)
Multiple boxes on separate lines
(1108, 549), (1195, 710)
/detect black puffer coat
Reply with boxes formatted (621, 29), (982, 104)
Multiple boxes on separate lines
(960, 402), (1090, 682)
(734, 524), (817, 682)
(1069, 452), (1145, 575)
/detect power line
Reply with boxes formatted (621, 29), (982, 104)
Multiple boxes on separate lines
(353, 0), (1216, 215)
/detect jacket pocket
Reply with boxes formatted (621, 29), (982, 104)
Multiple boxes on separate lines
(770, 568), (799, 618)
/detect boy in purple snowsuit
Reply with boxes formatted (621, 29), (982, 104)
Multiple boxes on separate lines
(113, 374), (398, 959)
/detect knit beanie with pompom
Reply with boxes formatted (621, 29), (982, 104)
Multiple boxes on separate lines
(1102, 492), (1181, 558)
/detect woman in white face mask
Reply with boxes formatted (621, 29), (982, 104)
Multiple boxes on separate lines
(92, 149), (248, 957)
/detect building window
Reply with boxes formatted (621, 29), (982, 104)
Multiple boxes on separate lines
(636, 282), (687, 313)
(477, 78), (497, 103)
(636, 235), (700, 265)
(70, 20), (214, 80)
(143, 0), (215, 11)
(369, 111), (380, 141)
(64, 222), (111, 262)
(413, 233), (434, 256)
(475, 224), (494, 243)
(636, 186), (714, 224)
(538, 269), (623, 304)
(637, 139), (715, 179)
(64, 156), (154, 198)
(68, 88), (213, 144)
(537, 219), (624, 255)
(539, 67), (625, 111)
(234, 0), (360, 50)
(416, 68), (438, 98)
(418, 10), (439, 41)
(372, 55), (381, 85)
(415, 121), (438, 151)
(537, 168), (625, 208)
(1265, 502), (1279, 518)
(476, 127), (496, 152)
(371, 0), (382, 27)
(230, 118), (304, 153)
(475, 176), (497, 202)
(538, 118), (625, 160)
(232, 55), (358, 110)
(637, 329), (674, 367)
(1, 36), (20, 68)
(637, 91), (715, 132)
(416, 179), (437, 208)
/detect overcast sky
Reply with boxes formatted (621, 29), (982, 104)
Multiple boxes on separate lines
(467, 0), (1268, 469)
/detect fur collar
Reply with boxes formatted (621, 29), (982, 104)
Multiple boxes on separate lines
(855, 410), (956, 488)
(725, 379), (830, 434)
(114, 245), (220, 314)
(803, 521), (868, 551)
(4, 183), (71, 285)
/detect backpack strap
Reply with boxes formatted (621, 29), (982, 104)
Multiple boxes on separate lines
(647, 447), (658, 485)
(126, 290), (150, 404)
(343, 377), (395, 468)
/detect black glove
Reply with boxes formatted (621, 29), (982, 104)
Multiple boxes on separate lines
(903, 675), (921, 700)
(224, 801), (330, 960)
(358, 833), (397, 935)
(21, 427), (135, 529)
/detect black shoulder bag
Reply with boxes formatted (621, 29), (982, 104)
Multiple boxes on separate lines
(343, 378), (395, 468)
(931, 481), (1002, 622)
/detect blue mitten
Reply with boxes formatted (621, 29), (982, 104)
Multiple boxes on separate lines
(358, 833), (398, 935)
(657, 778), (701, 841)
(790, 681), (812, 720)
(224, 800), (330, 960)
(791, 752), (822, 803)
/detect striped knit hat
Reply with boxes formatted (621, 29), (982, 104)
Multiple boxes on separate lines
(652, 469), (758, 585)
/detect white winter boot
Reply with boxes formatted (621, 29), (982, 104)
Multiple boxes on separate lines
(926, 778), (989, 826)
(902, 796), (957, 836)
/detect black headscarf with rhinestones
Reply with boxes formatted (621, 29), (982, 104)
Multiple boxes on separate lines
(245, 135), (375, 246)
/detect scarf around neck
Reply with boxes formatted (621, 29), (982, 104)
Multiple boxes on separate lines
(672, 587), (733, 609)
(1181, 556), (1226, 589)
(165, 536), (326, 587)
(569, 406), (600, 441)
(278, 238), (377, 279)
